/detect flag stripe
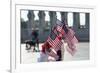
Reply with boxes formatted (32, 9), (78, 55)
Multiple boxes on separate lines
(44, 19), (78, 57)
(47, 35), (63, 50)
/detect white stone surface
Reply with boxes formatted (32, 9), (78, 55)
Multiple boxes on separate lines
(21, 42), (89, 64)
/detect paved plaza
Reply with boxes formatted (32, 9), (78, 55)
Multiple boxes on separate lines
(21, 42), (89, 64)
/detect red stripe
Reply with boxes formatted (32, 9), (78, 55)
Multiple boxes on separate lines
(47, 36), (62, 50)
(47, 37), (55, 47)
(53, 37), (62, 49)
(67, 29), (75, 40)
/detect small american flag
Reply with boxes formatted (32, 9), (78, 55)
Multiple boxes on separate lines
(62, 24), (78, 56)
(47, 30), (63, 51)
(44, 19), (78, 56)
(55, 20), (64, 33)
(53, 19), (78, 56)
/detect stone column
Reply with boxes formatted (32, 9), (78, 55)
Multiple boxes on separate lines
(27, 10), (35, 40)
(61, 12), (68, 25)
(27, 10), (35, 28)
(38, 11), (45, 32)
(85, 13), (90, 29)
(38, 11), (45, 42)
(73, 12), (80, 30)
(49, 11), (57, 28)
(85, 13), (90, 41)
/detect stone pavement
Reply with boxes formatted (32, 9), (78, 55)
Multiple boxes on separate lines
(21, 42), (89, 64)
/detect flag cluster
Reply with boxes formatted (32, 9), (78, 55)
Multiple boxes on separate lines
(42, 19), (78, 56)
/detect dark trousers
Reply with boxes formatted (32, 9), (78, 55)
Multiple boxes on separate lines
(56, 50), (62, 61)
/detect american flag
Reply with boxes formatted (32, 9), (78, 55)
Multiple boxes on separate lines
(53, 19), (78, 56)
(54, 20), (64, 33)
(46, 19), (78, 56)
(61, 23), (78, 56)
(47, 30), (63, 51)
